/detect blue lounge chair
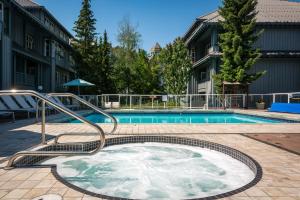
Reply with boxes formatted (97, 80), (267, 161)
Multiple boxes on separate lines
(269, 103), (300, 114)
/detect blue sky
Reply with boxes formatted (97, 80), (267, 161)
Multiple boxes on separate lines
(35, 0), (221, 51)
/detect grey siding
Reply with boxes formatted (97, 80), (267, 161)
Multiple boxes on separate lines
(249, 58), (300, 94)
(255, 27), (300, 51)
(1, 35), (12, 89)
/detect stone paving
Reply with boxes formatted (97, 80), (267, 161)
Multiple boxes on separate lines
(0, 110), (299, 199)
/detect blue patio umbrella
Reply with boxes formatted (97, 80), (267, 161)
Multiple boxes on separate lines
(63, 79), (95, 95)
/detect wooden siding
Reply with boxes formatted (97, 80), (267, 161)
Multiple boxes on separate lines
(255, 27), (300, 51)
(249, 58), (300, 93)
(1, 35), (12, 89)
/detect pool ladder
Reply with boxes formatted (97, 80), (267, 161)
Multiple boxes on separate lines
(0, 90), (117, 169)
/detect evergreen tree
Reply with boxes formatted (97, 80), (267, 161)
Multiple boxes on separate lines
(215, 0), (265, 93)
(72, 0), (97, 81)
(100, 31), (115, 93)
(159, 38), (192, 94)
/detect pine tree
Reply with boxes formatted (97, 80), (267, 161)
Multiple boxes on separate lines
(215, 0), (265, 93)
(100, 31), (115, 93)
(72, 0), (97, 80)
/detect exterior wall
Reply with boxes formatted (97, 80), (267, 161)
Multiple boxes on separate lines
(1, 35), (12, 89)
(187, 24), (300, 94)
(249, 58), (300, 94)
(0, 0), (75, 92)
(255, 26), (300, 51)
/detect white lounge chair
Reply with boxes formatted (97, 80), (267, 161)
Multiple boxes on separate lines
(0, 101), (15, 122)
(104, 102), (111, 109)
(1, 96), (35, 118)
(53, 96), (78, 110)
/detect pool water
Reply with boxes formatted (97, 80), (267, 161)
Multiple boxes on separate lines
(43, 143), (255, 199)
(69, 112), (284, 124)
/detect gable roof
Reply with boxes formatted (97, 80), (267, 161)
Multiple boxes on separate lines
(14, 0), (41, 8)
(198, 0), (300, 23)
(184, 0), (300, 43)
(13, 0), (73, 38)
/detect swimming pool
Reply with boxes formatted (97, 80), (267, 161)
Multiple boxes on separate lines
(68, 112), (288, 124)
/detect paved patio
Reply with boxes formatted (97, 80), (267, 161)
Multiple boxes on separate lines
(0, 110), (299, 199)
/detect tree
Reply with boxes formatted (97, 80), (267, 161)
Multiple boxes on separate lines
(112, 16), (142, 93)
(117, 16), (141, 52)
(72, 0), (97, 87)
(99, 31), (115, 93)
(159, 38), (192, 94)
(214, 0), (265, 93)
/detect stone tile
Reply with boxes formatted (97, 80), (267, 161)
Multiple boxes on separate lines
(27, 172), (49, 181)
(63, 189), (84, 198)
(47, 187), (68, 196)
(34, 179), (56, 189)
(22, 188), (50, 199)
(261, 187), (288, 197)
(17, 180), (40, 189)
(0, 190), (9, 199)
(245, 187), (268, 197)
(82, 194), (102, 200)
(0, 181), (23, 190)
(2, 188), (29, 199)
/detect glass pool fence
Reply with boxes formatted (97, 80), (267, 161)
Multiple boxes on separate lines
(66, 92), (300, 110)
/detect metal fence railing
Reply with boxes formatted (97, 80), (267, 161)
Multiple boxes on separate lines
(74, 92), (300, 110)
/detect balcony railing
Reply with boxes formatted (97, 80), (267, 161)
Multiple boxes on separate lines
(16, 72), (36, 86)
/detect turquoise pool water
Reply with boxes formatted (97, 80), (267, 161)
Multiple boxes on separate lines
(69, 113), (285, 124)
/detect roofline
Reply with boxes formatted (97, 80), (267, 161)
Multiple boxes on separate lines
(184, 21), (300, 45)
(10, 0), (73, 47)
(25, 6), (73, 38)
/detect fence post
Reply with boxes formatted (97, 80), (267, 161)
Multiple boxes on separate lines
(272, 94), (276, 103)
(288, 94), (290, 103)
(189, 95), (192, 109)
(130, 95), (132, 109)
(139, 96), (142, 109)
(95, 95), (98, 107)
(206, 94), (209, 110)
(243, 94), (246, 108)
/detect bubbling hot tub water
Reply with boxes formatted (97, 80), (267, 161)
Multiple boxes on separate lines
(43, 143), (255, 199)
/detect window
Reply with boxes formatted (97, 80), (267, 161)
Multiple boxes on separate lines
(0, 3), (3, 21)
(190, 48), (196, 63)
(55, 42), (65, 60)
(44, 39), (51, 57)
(205, 42), (211, 55)
(200, 72), (206, 81)
(26, 34), (34, 50)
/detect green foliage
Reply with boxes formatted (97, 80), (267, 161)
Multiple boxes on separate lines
(72, 0), (115, 94)
(214, 0), (266, 93)
(158, 38), (192, 94)
(117, 16), (141, 52)
(112, 17), (161, 94)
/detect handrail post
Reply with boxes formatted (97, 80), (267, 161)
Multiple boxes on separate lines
(41, 100), (46, 144)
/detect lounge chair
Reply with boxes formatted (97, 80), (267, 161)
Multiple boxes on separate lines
(0, 101), (15, 122)
(0, 96), (35, 118)
(104, 102), (111, 109)
(269, 103), (300, 114)
(51, 96), (78, 110)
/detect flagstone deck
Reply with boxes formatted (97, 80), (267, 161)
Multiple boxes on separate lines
(0, 110), (299, 199)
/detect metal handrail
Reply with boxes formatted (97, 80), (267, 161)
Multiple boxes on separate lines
(36, 93), (117, 144)
(0, 90), (106, 169)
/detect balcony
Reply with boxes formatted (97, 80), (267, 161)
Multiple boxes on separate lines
(16, 72), (36, 87)
(198, 81), (208, 93)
